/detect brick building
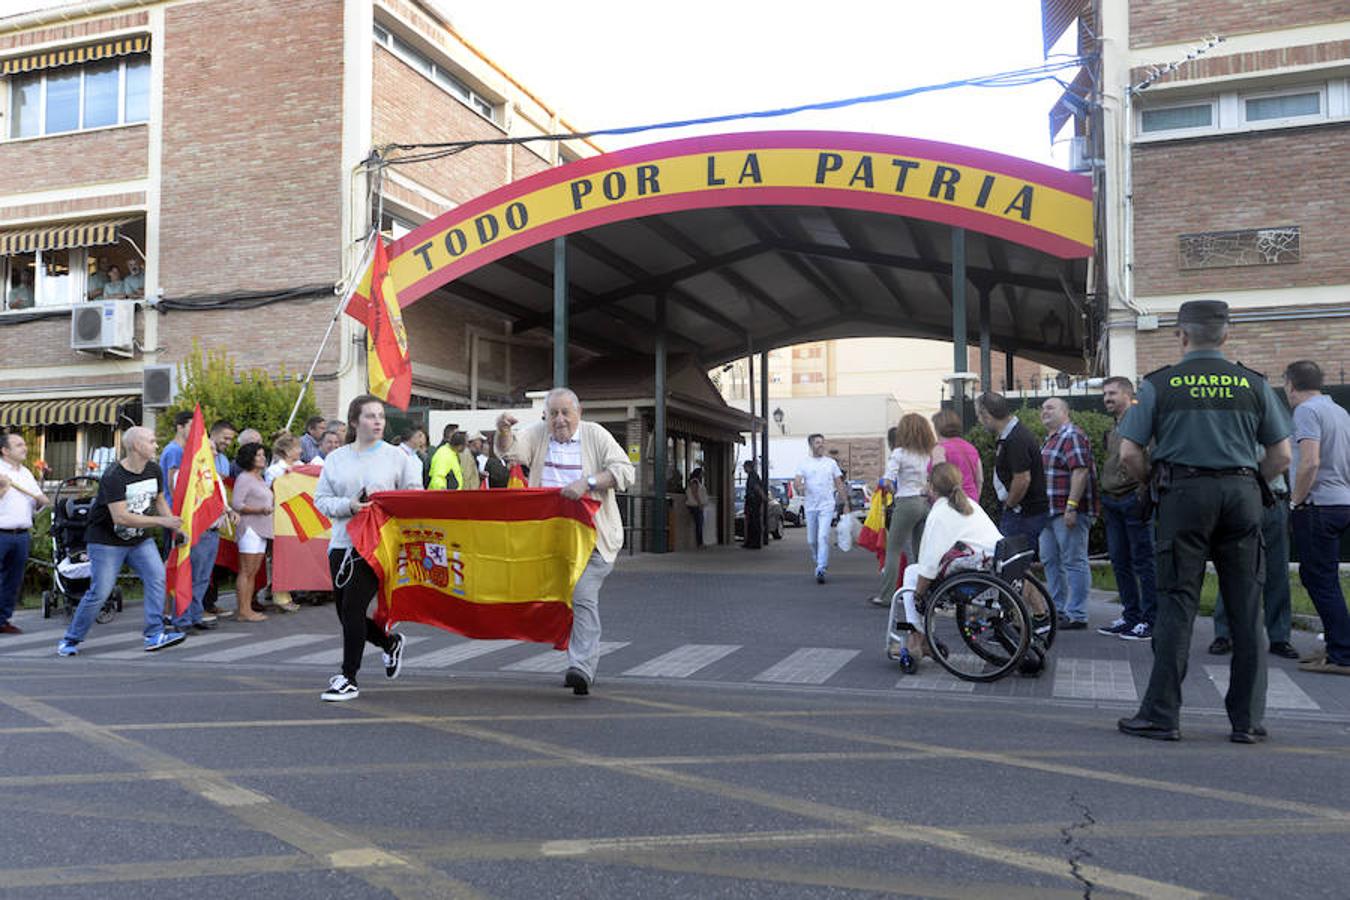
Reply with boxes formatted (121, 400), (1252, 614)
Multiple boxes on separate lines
(1058, 1), (1350, 381)
(0, 0), (589, 477)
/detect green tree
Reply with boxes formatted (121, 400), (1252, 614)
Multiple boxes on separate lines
(965, 403), (1115, 554)
(156, 341), (320, 450)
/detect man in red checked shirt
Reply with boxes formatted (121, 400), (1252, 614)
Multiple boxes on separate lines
(1039, 397), (1099, 630)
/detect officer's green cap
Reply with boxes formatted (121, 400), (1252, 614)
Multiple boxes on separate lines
(1176, 299), (1229, 325)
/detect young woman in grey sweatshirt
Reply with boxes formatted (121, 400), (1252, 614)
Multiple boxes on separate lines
(312, 395), (423, 702)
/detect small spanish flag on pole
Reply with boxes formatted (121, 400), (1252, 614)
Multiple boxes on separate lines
(165, 405), (226, 617)
(363, 236), (412, 410)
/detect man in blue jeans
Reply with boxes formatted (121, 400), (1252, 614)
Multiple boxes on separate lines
(1098, 377), (1157, 640)
(58, 427), (187, 656)
(1284, 360), (1350, 676)
(1038, 397), (1098, 629)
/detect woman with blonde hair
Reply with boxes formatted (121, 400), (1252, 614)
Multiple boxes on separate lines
(870, 413), (940, 608)
(891, 462), (1003, 673)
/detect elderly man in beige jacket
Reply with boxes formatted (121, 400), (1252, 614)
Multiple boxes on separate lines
(496, 388), (635, 695)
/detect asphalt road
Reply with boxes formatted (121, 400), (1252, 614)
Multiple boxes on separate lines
(2, 530), (1348, 898)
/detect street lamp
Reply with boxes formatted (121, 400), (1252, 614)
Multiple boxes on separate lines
(772, 407), (785, 434)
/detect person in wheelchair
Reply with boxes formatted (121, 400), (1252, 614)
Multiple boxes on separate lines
(889, 463), (1003, 673)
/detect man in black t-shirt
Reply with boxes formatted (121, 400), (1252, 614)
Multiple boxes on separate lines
(977, 391), (1050, 544)
(58, 427), (188, 656)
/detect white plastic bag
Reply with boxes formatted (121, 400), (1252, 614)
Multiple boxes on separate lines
(835, 514), (855, 552)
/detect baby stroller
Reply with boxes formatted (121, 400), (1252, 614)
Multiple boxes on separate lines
(40, 476), (122, 623)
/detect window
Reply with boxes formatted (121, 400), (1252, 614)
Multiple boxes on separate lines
(372, 21), (498, 124)
(1244, 90), (1320, 123)
(10, 74), (39, 138)
(2, 219), (145, 312)
(1140, 102), (1212, 133)
(82, 61), (119, 129)
(44, 68), (80, 133)
(124, 57), (149, 122)
(2, 248), (86, 310)
(5, 54), (150, 140)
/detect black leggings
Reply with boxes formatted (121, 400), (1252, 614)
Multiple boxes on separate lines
(328, 549), (393, 682)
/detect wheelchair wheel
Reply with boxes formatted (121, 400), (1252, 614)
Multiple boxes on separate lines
(923, 572), (1031, 682)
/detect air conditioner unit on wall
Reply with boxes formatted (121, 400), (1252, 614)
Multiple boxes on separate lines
(71, 301), (135, 352)
(142, 365), (176, 408)
(1068, 136), (1096, 173)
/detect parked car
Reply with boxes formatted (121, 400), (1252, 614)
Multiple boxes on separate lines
(772, 478), (804, 526)
(733, 483), (785, 540)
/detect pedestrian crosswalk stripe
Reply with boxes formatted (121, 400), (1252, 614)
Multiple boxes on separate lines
(186, 633), (329, 663)
(405, 639), (520, 669)
(1052, 658), (1138, 702)
(753, 648), (859, 684)
(501, 641), (629, 673)
(99, 631), (251, 660)
(895, 658), (977, 692)
(0, 629), (68, 650)
(9, 631), (127, 657)
(622, 644), (741, 678)
(1204, 665), (1320, 711)
(289, 635), (428, 667)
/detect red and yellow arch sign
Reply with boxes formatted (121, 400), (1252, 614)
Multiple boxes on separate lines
(349, 131), (1093, 318)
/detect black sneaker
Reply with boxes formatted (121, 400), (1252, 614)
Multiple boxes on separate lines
(1208, 636), (1232, 655)
(1097, 617), (1131, 636)
(563, 667), (591, 696)
(320, 674), (359, 702)
(1269, 641), (1300, 660)
(1058, 618), (1088, 631)
(382, 632), (405, 680)
(1119, 622), (1152, 641)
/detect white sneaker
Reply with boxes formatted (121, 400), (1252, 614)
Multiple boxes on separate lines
(320, 674), (359, 702)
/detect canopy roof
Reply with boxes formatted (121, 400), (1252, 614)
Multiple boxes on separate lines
(356, 131), (1095, 372)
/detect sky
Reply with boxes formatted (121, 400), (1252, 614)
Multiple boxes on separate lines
(8, 0), (1073, 164)
(437, 0), (1073, 165)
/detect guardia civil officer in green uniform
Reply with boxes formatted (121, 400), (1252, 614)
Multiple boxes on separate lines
(1115, 300), (1291, 743)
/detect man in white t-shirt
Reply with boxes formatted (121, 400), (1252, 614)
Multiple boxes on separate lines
(1, 432), (51, 634)
(793, 433), (846, 583)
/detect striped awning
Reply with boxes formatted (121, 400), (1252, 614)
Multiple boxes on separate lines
(0, 395), (136, 428)
(0, 34), (149, 77)
(0, 217), (138, 256)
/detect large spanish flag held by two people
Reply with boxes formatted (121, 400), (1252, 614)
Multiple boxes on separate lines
(272, 464), (333, 591)
(351, 489), (599, 648)
(360, 236), (412, 410)
(165, 405), (225, 616)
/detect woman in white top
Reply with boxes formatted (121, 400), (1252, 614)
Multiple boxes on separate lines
(263, 433), (303, 612)
(871, 413), (941, 606)
(892, 462), (1004, 671)
(264, 433), (301, 486)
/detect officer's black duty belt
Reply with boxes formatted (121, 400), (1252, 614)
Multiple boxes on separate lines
(1166, 465), (1256, 479)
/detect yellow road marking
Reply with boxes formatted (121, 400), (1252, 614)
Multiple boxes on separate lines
(0, 691), (486, 900)
(348, 701), (1207, 899)
(610, 692), (1350, 822)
